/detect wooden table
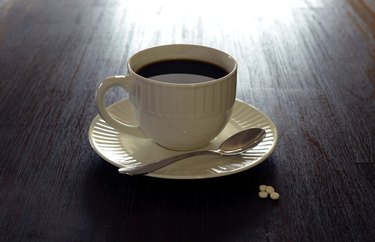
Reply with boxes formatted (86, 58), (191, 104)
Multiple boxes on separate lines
(1, 0), (374, 241)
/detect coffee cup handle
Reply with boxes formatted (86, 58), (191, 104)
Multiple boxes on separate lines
(95, 75), (145, 137)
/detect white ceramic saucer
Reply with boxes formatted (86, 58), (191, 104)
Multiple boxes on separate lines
(88, 99), (278, 179)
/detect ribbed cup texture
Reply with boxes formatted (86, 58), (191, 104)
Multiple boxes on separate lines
(129, 75), (237, 118)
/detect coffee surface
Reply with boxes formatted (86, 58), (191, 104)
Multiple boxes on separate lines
(136, 59), (228, 83)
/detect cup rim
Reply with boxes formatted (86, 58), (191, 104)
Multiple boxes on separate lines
(127, 44), (237, 87)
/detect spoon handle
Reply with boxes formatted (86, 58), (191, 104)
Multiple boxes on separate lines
(118, 150), (214, 175)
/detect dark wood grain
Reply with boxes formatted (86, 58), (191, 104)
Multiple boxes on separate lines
(1, 0), (374, 241)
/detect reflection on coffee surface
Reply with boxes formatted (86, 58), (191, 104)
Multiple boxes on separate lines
(136, 59), (229, 83)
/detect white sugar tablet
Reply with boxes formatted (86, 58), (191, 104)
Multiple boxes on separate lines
(258, 191), (268, 198)
(265, 186), (275, 194)
(270, 192), (280, 200)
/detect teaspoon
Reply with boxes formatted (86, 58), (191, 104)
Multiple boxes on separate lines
(118, 128), (266, 175)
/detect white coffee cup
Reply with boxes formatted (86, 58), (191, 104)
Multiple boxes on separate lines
(96, 44), (237, 150)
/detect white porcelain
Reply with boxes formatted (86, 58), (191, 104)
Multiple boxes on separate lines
(88, 99), (278, 179)
(95, 44), (237, 150)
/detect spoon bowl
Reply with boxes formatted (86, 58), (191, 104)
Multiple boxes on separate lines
(217, 128), (266, 155)
(118, 128), (266, 175)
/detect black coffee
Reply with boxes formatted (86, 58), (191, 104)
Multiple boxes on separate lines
(136, 59), (229, 83)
